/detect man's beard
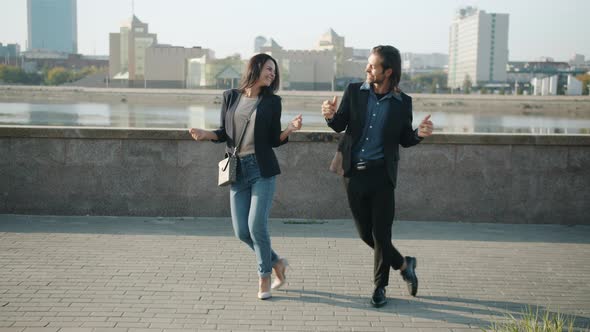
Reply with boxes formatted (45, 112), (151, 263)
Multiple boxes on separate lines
(367, 74), (385, 85)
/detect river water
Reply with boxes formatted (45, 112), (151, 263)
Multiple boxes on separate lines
(1, 102), (589, 134)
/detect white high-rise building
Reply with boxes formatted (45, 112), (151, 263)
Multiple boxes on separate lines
(569, 54), (585, 66)
(448, 7), (509, 89)
(566, 75), (583, 95)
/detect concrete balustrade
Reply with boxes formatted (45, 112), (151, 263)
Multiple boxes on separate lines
(1, 127), (588, 224)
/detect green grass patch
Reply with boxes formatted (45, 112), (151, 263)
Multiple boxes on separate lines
(486, 306), (581, 332)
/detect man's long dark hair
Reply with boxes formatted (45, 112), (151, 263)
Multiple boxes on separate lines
(371, 45), (402, 92)
(238, 53), (280, 96)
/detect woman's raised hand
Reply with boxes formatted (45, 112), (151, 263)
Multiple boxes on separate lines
(288, 114), (303, 132)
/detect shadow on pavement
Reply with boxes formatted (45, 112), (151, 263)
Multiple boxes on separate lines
(273, 289), (590, 329)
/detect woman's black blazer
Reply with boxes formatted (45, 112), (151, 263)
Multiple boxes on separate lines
(213, 89), (287, 178)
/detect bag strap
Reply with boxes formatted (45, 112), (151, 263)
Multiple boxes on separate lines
(232, 95), (262, 156)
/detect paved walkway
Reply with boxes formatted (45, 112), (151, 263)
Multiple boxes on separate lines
(0, 215), (589, 332)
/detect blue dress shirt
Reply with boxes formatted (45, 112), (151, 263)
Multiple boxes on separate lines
(352, 82), (403, 163)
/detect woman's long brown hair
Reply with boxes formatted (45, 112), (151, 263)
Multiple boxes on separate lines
(238, 53), (280, 96)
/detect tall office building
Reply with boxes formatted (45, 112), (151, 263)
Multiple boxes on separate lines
(448, 7), (509, 89)
(27, 0), (77, 54)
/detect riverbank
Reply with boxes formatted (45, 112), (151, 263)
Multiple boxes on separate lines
(1, 85), (590, 116)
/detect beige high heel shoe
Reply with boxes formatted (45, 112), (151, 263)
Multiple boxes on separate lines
(271, 258), (290, 290)
(258, 276), (272, 300)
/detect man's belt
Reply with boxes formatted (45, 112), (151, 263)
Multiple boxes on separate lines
(354, 159), (385, 171)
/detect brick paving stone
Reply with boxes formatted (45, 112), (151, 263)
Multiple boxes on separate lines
(0, 215), (589, 331)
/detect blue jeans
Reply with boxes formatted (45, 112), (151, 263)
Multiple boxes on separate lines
(230, 154), (279, 278)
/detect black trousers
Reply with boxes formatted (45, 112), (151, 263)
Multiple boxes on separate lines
(345, 165), (404, 288)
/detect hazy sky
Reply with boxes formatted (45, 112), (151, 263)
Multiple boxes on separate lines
(1, 0), (588, 61)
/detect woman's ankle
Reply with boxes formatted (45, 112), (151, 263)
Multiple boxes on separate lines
(259, 276), (271, 291)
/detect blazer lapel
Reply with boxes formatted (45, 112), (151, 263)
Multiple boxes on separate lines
(358, 88), (369, 132)
(385, 95), (404, 134)
(225, 90), (242, 143)
(254, 95), (265, 123)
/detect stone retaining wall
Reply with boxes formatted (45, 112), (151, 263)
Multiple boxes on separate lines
(1, 127), (588, 224)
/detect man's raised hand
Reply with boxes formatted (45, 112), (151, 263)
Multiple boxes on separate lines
(321, 96), (338, 120)
(418, 115), (433, 138)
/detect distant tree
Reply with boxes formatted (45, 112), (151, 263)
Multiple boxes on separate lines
(409, 71), (447, 93)
(557, 78), (566, 95)
(24, 72), (43, 85)
(430, 81), (437, 94)
(72, 66), (98, 81)
(462, 74), (472, 94)
(0, 65), (26, 83)
(45, 67), (72, 85)
(0, 65), (42, 85)
(576, 74), (590, 95)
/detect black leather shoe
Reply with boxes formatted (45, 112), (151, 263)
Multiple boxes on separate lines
(370, 287), (387, 308)
(400, 256), (418, 296)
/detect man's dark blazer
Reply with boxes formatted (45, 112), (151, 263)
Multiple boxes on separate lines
(328, 82), (422, 187)
(213, 89), (287, 178)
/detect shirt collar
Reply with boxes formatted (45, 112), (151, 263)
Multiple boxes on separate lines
(360, 81), (402, 101)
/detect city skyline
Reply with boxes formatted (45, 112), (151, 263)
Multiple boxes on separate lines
(1, 0), (589, 61)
